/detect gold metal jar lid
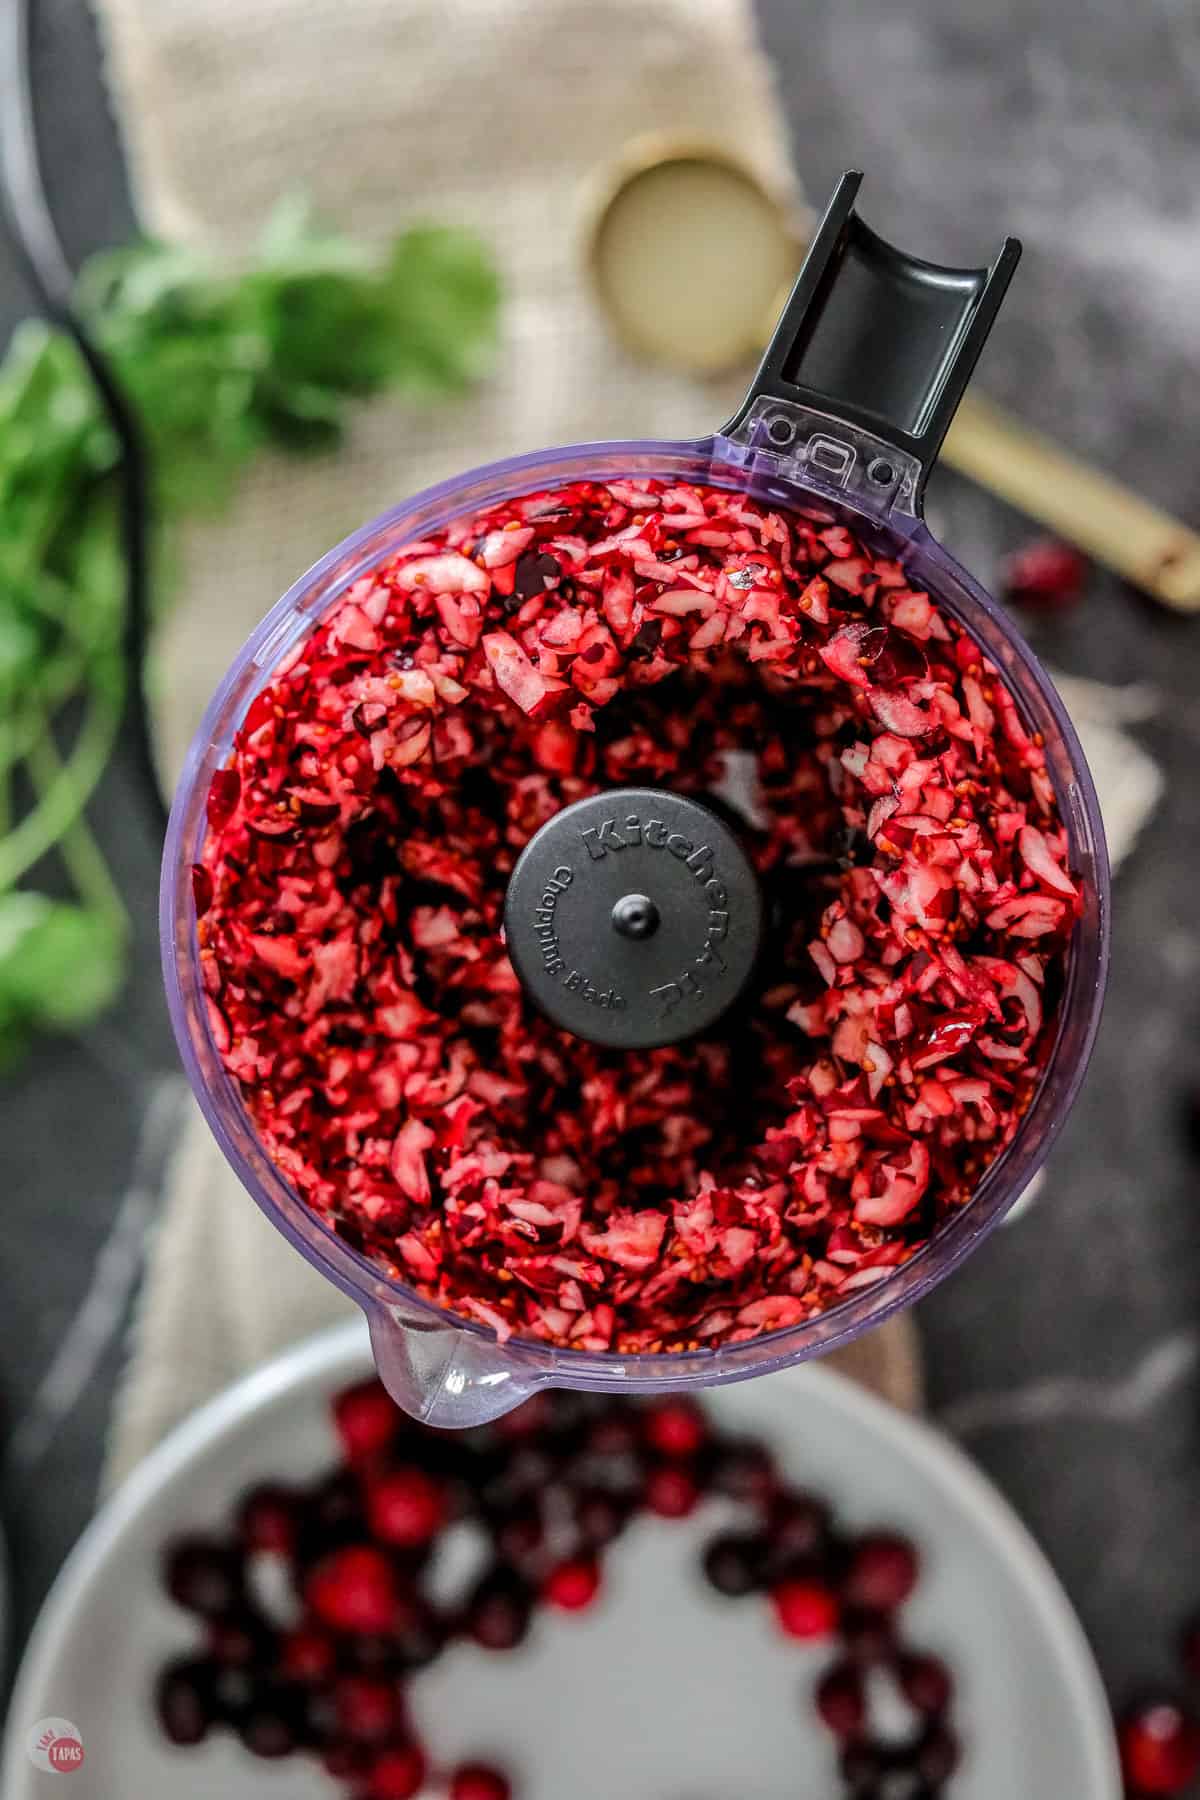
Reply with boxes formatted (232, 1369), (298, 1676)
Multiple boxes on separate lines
(586, 134), (808, 377)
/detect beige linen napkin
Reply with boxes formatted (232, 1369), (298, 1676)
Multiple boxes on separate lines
(97, 0), (1158, 1485)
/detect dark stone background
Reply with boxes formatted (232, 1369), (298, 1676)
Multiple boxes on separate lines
(1, 0), (1198, 1717)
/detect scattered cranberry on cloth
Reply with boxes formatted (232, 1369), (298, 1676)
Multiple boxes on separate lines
(156, 1380), (961, 1796)
(198, 478), (1080, 1354)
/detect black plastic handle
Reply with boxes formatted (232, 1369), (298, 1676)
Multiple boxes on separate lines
(724, 172), (1021, 505)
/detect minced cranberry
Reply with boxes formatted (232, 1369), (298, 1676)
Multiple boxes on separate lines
(1119, 1701), (1200, 1795)
(770, 1577), (840, 1640)
(542, 1557), (602, 1612)
(450, 1762), (512, 1800)
(306, 1546), (399, 1635)
(844, 1534), (920, 1612)
(366, 1468), (445, 1546)
(201, 479), (1077, 1358)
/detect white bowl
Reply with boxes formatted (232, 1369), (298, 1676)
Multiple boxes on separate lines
(2, 1321), (1120, 1798)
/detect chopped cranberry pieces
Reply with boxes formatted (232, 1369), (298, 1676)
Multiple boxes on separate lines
(200, 480), (1076, 1355)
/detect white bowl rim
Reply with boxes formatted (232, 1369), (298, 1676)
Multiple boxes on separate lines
(2, 1321), (1121, 1798)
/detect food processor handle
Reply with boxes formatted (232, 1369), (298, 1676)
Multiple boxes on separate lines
(722, 171), (1021, 512)
(365, 1301), (551, 1428)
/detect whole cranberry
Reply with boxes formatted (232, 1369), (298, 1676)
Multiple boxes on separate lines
(367, 1468), (446, 1547)
(334, 1673), (402, 1744)
(1002, 538), (1087, 613)
(494, 1392), (554, 1440)
(207, 1613), (272, 1667)
(466, 1570), (532, 1651)
(1180, 1615), (1200, 1684)
(844, 1533), (920, 1613)
(333, 1380), (402, 1463)
(644, 1464), (700, 1519)
(279, 1625), (336, 1684)
(586, 1412), (640, 1457)
(237, 1483), (300, 1555)
(708, 1438), (776, 1504)
(493, 1502), (544, 1562)
(1119, 1700), (1200, 1795)
(363, 1742), (428, 1800)
(642, 1399), (707, 1458)
(306, 1546), (399, 1635)
(916, 1721), (960, 1785)
(770, 1577), (840, 1640)
(765, 1491), (832, 1566)
(839, 1608), (896, 1667)
(840, 1739), (888, 1793)
(542, 1557), (602, 1612)
(164, 1537), (244, 1618)
(815, 1662), (866, 1739)
(574, 1490), (627, 1549)
(239, 1701), (297, 1759)
(156, 1658), (214, 1745)
(702, 1533), (766, 1598)
(450, 1761), (513, 1800)
(897, 1651), (953, 1716)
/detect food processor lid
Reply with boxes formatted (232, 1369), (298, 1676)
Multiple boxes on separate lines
(503, 787), (764, 1049)
(498, 173), (1021, 1052)
(723, 170), (1021, 516)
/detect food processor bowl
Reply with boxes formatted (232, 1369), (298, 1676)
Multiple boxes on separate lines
(163, 175), (1109, 1426)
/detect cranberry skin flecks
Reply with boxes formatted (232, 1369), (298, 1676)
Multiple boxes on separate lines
(199, 479), (1080, 1354)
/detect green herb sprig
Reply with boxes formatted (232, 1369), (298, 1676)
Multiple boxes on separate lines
(0, 199), (500, 1067)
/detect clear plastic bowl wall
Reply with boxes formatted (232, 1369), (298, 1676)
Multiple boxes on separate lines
(162, 436), (1110, 1427)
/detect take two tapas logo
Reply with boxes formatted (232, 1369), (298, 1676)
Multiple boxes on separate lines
(26, 1718), (85, 1775)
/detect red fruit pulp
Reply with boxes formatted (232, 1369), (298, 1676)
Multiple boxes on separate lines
(199, 480), (1078, 1355)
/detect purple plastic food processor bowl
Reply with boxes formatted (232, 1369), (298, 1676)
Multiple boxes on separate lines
(162, 174), (1109, 1426)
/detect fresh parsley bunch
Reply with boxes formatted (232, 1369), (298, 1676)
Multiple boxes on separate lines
(0, 199), (500, 1067)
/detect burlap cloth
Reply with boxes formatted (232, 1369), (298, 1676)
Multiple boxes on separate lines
(95, 0), (1159, 1486)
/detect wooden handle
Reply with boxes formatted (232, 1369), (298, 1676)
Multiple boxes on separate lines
(943, 392), (1200, 611)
